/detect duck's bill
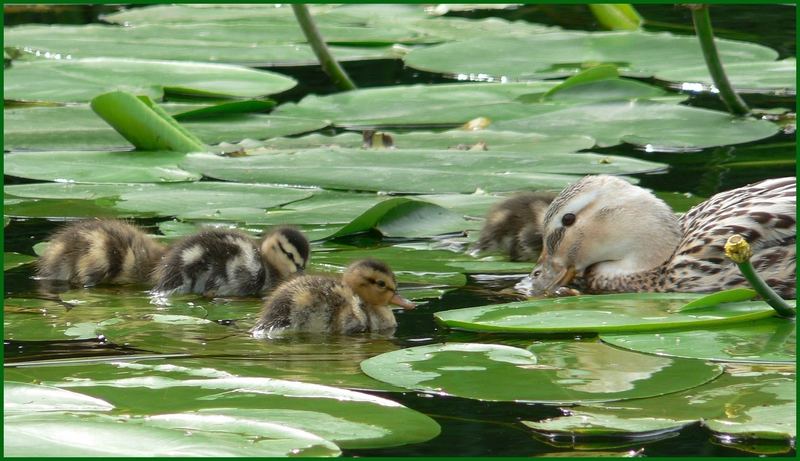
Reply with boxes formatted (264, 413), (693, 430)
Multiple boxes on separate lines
(525, 264), (577, 296)
(390, 293), (416, 310)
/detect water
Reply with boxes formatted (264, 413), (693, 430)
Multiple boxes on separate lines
(3, 4), (796, 457)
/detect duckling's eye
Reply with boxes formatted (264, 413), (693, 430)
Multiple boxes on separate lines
(376, 280), (386, 288)
(561, 213), (576, 227)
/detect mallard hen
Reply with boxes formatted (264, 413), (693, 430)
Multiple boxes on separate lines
(522, 175), (796, 298)
(36, 219), (165, 287)
(151, 226), (309, 297)
(252, 259), (415, 336)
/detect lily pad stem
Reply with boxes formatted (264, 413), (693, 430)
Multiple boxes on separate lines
(724, 234), (795, 318)
(292, 4), (357, 91)
(689, 4), (750, 116)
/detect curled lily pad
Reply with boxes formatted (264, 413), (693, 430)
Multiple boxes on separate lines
(5, 381), (114, 413)
(360, 341), (723, 404)
(4, 58), (297, 103)
(601, 318), (796, 363)
(4, 252), (36, 271)
(434, 293), (777, 334)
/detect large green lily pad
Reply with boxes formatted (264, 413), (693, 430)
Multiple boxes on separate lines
(4, 58), (297, 103)
(601, 318), (796, 363)
(257, 129), (596, 154)
(5, 182), (312, 218)
(523, 364), (795, 443)
(180, 147), (663, 194)
(4, 150), (200, 183)
(4, 105), (329, 151)
(4, 252), (37, 271)
(14, 369), (441, 449)
(655, 58), (796, 92)
(360, 341), (723, 404)
(435, 293), (778, 334)
(403, 31), (779, 81)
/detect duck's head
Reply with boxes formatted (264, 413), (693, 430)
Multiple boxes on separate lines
(525, 175), (681, 295)
(342, 259), (415, 310)
(260, 227), (310, 279)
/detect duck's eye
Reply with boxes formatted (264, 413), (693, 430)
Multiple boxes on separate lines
(561, 213), (576, 227)
(376, 280), (386, 288)
(532, 269), (542, 277)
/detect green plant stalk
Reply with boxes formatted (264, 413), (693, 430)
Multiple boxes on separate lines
(91, 91), (207, 152)
(588, 4), (643, 31)
(292, 4), (356, 91)
(690, 5), (750, 116)
(724, 234), (795, 318)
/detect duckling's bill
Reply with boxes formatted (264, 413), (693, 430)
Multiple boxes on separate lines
(527, 261), (577, 296)
(390, 293), (416, 310)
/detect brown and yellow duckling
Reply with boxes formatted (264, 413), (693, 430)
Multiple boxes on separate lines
(475, 190), (558, 261)
(150, 226), (309, 297)
(36, 219), (165, 287)
(252, 259), (416, 336)
(523, 175), (796, 298)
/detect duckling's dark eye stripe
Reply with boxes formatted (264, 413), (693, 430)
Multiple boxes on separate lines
(546, 227), (565, 254)
(276, 241), (298, 265)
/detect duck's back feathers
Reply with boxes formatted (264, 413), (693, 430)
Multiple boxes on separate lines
(151, 228), (268, 297)
(254, 276), (368, 335)
(37, 219), (164, 287)
(666, 177), (796, 297)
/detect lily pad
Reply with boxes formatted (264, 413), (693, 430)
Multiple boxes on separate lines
(601, 318), (796, 363)
(180, 148), (664, 194)
(257, 130), (596, 154)
(359, 341), (723, 404)
(4, 252), (37, 271)
(4, 105), (329, 151)
(4, 58), (297, 103)
(403, 31), (779, 81)
(4, 150), (200, 183)
(5, 182), (312, 218)
(656, 58), (796, 92)
(41, 374), (441, 449)
(434, 293), (778, 334)
(523, 364), (795, 442)
(4, 412), (340, 457)
(5, 381), (114, 413)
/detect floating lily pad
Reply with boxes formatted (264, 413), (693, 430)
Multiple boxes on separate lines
(5, 381), (114, 413)
(257, 130), (596, 154)
(4, 252), (37, 271)
(601, 318), (796, 363)
(656, 58), (796, 92)
(5, 182), (312, 219)
(29, 371), (441, 449)
(4, 150), (200, 183)
(435, 293), (778, 334)
(4, 105), (329, 151)
(4, 58), (298, 103)
(4, 411), (340, 457)
(274, 82), (560, 127)
(360, 341), (723, 404)
(180, 147), (663, 194)
(523, 365), (795, 443)
(492, 99), (780, 149)
(403, 31), (779, 81)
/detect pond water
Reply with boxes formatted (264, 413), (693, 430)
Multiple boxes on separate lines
(3, 4), (796, 457)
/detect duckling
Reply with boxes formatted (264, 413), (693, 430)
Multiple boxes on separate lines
(475, 191), (558, 261)
(524, 175), (796, 298)
(36, 219), (165, 287)
(253, 259), (416, 336)
(150, 226), (309, 297)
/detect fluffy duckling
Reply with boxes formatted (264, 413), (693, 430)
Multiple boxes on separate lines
(475, 191), (558, 261)
(151, 226), (309, 297)
(524, 175), (796, 298)
(36, 219), (165, 287)
(253, 259), (416, 336)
